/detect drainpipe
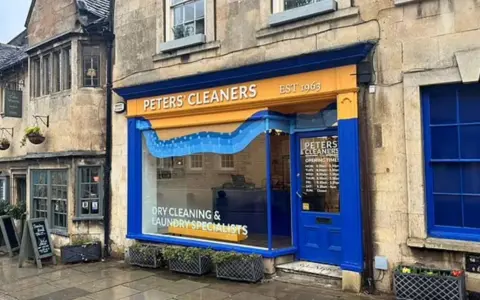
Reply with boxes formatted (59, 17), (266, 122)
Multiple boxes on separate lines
(103, 0), (115, 258)
(359, 85), (375, 293)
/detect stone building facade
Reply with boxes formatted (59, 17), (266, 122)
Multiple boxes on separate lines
(111, 0), (479, 294)
(0, 0), (111, 249)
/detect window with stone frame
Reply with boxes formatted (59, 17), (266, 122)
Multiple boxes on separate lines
(169, 0), (205, 40)
(157, 157), (185, 180)
(270, 0), (337, 25)
(189, 154), (203, 170)
(77, 166), (103, 219)
(31, 169), (68, 233)
(0, 177), (7, 202)
(31, 46), (70, 98)
(422, 83), (480, 241)
(82, 45), (101, 87)
(31, 58), (41, 97)
(220, 154), (235, 170)
(52, 51), (61, 93)
(42, 55), (51, 95)
(63, 47), (72, 90)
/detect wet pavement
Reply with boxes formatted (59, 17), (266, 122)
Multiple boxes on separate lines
(0, 255), (391, 300)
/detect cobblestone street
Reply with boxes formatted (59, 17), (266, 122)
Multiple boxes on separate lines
(0, 256), (391, 300)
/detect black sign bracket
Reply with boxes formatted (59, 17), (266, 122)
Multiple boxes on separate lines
(0, 128), (14, 138)
(32, 115), (50, 128)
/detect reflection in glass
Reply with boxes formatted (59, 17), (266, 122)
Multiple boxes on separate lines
(143, 134), (267, 247)
(284, 0), (315, 10)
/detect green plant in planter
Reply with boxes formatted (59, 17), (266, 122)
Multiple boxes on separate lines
(163, 246), (213, 263)
(130, 242), (162, 259)
(7, 200), (26, 220)
(212, 251), (262, 264)
(70, 235), (100, 246)
(0, 200), (9, 216)
(20, 126), (44, 147)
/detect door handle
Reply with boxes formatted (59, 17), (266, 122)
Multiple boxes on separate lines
(296, 191), (303, 198)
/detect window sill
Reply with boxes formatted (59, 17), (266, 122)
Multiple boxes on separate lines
(394, 0), (419, 5)
(159, 34), (207, 53)
(407, 237), (480, 253)
(257, 7), (359, 39)
(153, 40), (220, 63)
(269, 0), (336, 27)
(72, 216), (104, 222)
(50, 229), (69, 237)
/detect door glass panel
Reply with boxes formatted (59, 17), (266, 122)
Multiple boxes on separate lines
(300, 136), (339, 213)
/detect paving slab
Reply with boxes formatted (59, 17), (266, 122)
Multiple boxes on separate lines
(175, 287), (231, 300)
(121, 276), (176, 292)
(87, 285), (140, 300)
(155, 279), (209, 295)
(120, 289), (176, 300)
(29, 287), (90, 300)
(0, 256), (394, 300)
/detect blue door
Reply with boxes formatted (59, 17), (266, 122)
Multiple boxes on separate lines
(296, 130), (342, 265)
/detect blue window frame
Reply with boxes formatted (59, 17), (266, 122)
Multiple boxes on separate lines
(423, 83), (480, 241)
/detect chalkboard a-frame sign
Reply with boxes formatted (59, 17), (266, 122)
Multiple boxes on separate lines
(0, 215), (20, 257)
(18, 218), (56, 269)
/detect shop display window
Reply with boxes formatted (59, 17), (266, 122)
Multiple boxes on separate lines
(141, 132), (292, 249)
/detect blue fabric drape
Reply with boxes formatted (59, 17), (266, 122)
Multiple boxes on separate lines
(138, 111), (291, 158)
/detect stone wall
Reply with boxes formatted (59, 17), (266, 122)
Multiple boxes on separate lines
(111, 0), (480, 292)
(0, 67), (29, 158)
(27, 0), (78, 47)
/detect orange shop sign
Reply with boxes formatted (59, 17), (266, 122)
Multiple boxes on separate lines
(126, 65), (357, 118)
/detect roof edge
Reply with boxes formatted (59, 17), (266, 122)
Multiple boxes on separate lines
(24, 0), (36, 28)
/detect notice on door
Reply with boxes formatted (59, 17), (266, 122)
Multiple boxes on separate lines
(301, 136), (340, 212)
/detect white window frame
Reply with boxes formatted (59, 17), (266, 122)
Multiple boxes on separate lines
(0, 178), (6, 202)
(188, 154), (203, 170)
(219, 154), (235, 170)
(165, 0), (206, 42)
(271, 0), (337, 26)
(273, 0), (323, 13)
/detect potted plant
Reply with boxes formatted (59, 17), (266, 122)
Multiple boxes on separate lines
(0, 138), (10, 150)
(163, 246), (213, 275)
(212, 251), (264, 282)
(20, 126), (45, 147)
(7, 201), (26, 237)
(394, 265), (466, 300)
(60, 235), (102, 264)
(128, 242), (163, 269)
(0, 200), (9, 216)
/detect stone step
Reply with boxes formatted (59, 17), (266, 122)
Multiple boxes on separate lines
(274, 261), (342, 290)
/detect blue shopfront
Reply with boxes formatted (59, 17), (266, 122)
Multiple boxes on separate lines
(115, 43), (373, 276)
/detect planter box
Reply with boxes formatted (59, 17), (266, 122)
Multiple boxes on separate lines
(394, 266), (466, 300)
(61, 243), (102, 264)
(216, 257), (264, 282)
(128, 246), (163, 269)
(168, 256), (212, 275)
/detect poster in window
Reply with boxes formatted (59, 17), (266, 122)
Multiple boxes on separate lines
(92, 201), (99, 213)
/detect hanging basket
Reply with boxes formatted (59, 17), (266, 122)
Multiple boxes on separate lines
(27, 133), (45, 145)
(0, 141), (10, 150)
